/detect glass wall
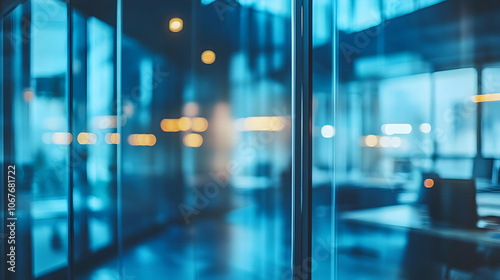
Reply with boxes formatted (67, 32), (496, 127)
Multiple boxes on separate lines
(3, 0), (500, 280)
(323, 0), (500, 279)
(2, 0), (292, 279)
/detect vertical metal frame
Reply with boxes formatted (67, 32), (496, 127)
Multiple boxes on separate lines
(292, 0), (313, 279)
(67, 0), (75, 278)
(116, 0), (124, 278)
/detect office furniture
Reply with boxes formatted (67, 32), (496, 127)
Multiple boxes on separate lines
(342, 203), (500, 279)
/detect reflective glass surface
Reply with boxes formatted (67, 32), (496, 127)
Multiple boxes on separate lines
(3, 1), (500, 280)
(325, 0), (500, 279)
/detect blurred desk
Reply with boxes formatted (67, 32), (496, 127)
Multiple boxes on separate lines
(477, 192), (500, 207)
(341, 204), (500, 249)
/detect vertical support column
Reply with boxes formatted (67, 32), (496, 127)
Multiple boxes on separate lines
(116, 0), (123, 278)
(292, 0), (312, 279)
(66, 0), (74, 278)
(2, 12), (15, 280)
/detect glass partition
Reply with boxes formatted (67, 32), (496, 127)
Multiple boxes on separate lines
(3, 0), (500, 280)
(323, 0), (500, 279)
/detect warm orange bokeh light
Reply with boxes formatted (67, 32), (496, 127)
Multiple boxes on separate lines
(364, 135), (378, 147)
(192, 117), (208, 132)
(77, 133), (97, 145)
(105, 133), (121, 144)
(178, 117), (191, 131)
(161, 119), (180, 132)
(424, 179), (435, 188)
(184, 133), (203, 148)
(472, 93), (500, 103)
(24, 90), (34, 102)
(52, 133), (73, 145)
(201, 50), (216, 64)
(237, 116), (285, 131)
(169, 17), (183, 32)
(128, 134), (156, 146)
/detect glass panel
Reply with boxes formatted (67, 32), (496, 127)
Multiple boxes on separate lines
(4, 0), (293, 279)
(85, 15), (117, 254)
(321, 0), (500, 279)
(30, 0), (69, 276)
(434, 68), (477, 158)
(2, 1), (69, 279)
(70, 2), (120, 277)
(482, 67), (500, 159)
(312, 0), (335, 279)
(115, 1), (292, 279)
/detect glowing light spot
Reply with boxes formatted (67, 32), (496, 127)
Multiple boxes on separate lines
(391, 137), (402, 148)
(128, 134), (156, 146)
(183, 102), (199, 117)
(161, 119), (180, 132)
(364, 135), (378, 147)
(381, 124), (412, 135)
(201, 50), (216, 64)
(24, 90), (34, 102)
(321, 125), (335, 138)
(424, 179), (434, 188)
(77, 133), (97, 145)
(472, 93), (500, 103)
(105, 133), (121, 144)
(269, 117), (285, 131)
(192, 117), (208, 132)
(420, 123), (431, 134)
(124, 103), (134, 116)
(237, 116), (285, 131)
(178, 117), (191, 131)
(379, 136), (391, 147)
(184, 133), (203, 148)
(169, 18), (183, 32)
(52, 133), (73, 145)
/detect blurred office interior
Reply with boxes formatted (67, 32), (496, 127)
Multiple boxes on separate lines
(2, 0), (500, 279)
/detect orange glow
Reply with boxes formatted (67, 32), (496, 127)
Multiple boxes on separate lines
(269, 117), (285, 131)
(24, 90), (34, 102)
(238, 116), (285, 131)
(105, 133), (121, 144)
(161, 119), (180, 132)
(169, 17), (183, 32)
(472, 93), (500, 103)
(424, 179), (434, 188)
(364, 135), (378, 147)
(178, 117), (191, 131)
(201, 50), (216, 64)
(183, 133), (203, 148)
(52, 133), (73, 145)
(192, 117), (208, 132)
(128, 134), (156, 146)
(77, 133), (97, 145)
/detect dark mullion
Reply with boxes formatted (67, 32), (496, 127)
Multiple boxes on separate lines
(67, 0), (75, 279)
(292, 0), (313, 279)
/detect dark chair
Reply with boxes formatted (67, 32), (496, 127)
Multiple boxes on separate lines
(406, 176), (484, 279)
(497, 166), (500, 185)
(417, 172), (440, 206)
(473, 157), (494, 181)
(427, 178), (478, 229)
